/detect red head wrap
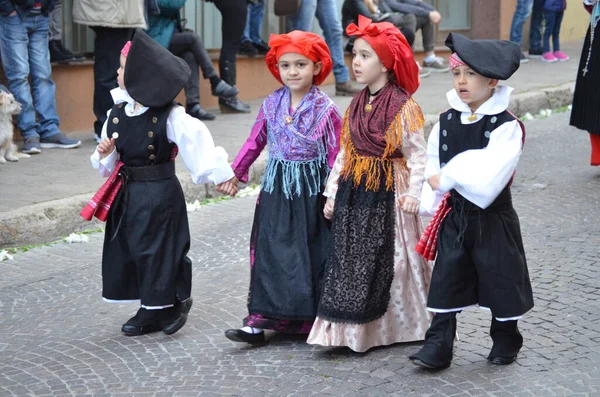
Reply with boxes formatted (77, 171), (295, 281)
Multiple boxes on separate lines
(121, 41), (132, 58)
(346, 15), (420, 95)
(265, 30), (333, 86)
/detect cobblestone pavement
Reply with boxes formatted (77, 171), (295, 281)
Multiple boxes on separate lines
(1, 112), (599, 396)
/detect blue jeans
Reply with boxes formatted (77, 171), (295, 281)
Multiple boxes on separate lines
(529, 0), (544, 51)
(543, 11), (564, 53)
(288, 0), (350, 84)
(0, 14), (60, 139)
(243, 1), (265, 44)
(509, 0), (534, 45)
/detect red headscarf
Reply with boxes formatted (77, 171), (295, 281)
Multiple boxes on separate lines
(265, 30), (333, 86)
(346, 15), (420, 95)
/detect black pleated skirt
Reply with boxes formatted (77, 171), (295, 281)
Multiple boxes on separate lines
(247, 162), (330, 321)
(570, 24), (600, 135)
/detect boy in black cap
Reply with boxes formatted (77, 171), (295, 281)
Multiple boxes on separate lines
(87, 30), (237, 336)
(408, 32), (534, 369)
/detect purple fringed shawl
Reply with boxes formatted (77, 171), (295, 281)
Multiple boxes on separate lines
(233, 86), (341, 198)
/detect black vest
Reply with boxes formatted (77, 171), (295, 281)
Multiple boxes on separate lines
(108, 103), (175, 167)
(438, 109), (517, 210)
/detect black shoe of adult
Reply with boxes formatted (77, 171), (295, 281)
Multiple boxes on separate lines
(219, 97), (251, 114)
(121, 308), (162, 336)
(487, 355), (517, 365)
(238, 41), (258, 56)
(224, 328), (266, 344)
(187, 104), (216, 121)
(49, 40), (75, 64)
(161, 298), (193, 335)
(253, 40), (270, 55)
(211, 80), (239, 98)
(57, 40), (86, 62)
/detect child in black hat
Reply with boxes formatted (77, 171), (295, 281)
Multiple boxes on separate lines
(87, 30), (237, 336)
(409, 32), (534, 369)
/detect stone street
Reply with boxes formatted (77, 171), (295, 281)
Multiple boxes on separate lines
(1, 112), (599, 396)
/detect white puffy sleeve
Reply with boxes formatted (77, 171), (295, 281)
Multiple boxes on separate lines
(90, 109), (119, 177)
(323, 148), (345, 198)
(167, 106), (234, 185)
(399, 104), (427, 200)
(419, 122), (445, 215)
(437, 120), (523, 209)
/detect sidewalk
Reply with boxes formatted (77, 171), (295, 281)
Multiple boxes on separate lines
(0, 39), (584, 248)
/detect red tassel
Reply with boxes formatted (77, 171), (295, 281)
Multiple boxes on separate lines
(415, 193), (451, 260)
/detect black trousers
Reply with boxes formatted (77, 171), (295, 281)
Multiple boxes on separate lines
(169, 31), (218, 106)
(91, 27), (134, 138)
(211, 0), (247, 85)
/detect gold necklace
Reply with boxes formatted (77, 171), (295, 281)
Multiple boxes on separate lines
(468, 111), (477, 122)
(365, 96), (374, 113)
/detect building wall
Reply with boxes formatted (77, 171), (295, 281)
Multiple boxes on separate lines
(499, 0), (588, 45)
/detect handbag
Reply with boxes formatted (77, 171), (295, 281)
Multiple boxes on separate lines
(274, 0), (301, 16)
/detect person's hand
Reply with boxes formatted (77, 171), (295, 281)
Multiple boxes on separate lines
(323, 197), (335, 220)
(97, 138), (115, 158)
(216, 176), (238, 197)
(427, 174), (441, 191)
(399, 196), (419, 215)
(8, 11), (17, 16)
(429, 10), (442, 24)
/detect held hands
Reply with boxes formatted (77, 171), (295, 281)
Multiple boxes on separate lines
(429, 10), (442, 24)
(427, 174), (441, 191)
(216, 176), (239, 197)
(399, 196), (419, 215)
(323, 197), (335, 220)
(97, 138), (115, 158)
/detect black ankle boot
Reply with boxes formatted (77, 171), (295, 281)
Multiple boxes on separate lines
(121, 308), (161, 336)
(187, 103), (216, 120)
(211, 80), (239, 98)
(488, 319), (522, 365)
(219, 96), (251, 114)
(161, 298), (193, 335)
(49, 40), (75, 64)
(409, 312), (457, 369)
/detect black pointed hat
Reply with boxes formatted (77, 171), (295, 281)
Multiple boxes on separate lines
(125, 29), (191, 107)
(445, 32), (521, 80)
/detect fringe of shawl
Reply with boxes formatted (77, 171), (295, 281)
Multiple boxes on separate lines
(262, 157), (328, 199)
(340, 98), (424, 192)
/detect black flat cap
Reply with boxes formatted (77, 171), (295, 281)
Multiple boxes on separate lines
(125, 29), (191, 107)
(445, 32), (521, 80)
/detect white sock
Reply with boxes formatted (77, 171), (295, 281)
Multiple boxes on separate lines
(241, 326), (263, 334)
(424, 54), (437, 63)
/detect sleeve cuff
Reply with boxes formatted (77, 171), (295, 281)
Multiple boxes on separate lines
(437, 173), (455, 193)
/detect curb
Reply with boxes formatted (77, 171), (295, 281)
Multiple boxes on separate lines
(0, 83), (575, 249)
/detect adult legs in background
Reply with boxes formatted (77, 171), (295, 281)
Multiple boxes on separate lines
(212, 0), (251, 113)
(48, 0), (85, 63)
(528, 0), (544, 57)
(92, 27), (134, 139)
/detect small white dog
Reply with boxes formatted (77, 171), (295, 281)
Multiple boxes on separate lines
(0, 88), (28, 163)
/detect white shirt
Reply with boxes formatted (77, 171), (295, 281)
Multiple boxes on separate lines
(90, 88), (234, 185)
(420, 85), (523, 214)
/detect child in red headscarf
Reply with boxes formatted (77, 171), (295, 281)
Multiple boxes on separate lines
(220, 31), (342, 344)
(306, 15), (432, 352)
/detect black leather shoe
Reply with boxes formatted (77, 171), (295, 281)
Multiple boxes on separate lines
(488, 355), (516, 365)
(187, 104), (216, 121)
(121, 308), (161, 336)
(161, 298), (193, 335)
(224, 328), (265, 344)
(211, 80), (239, 98)
(219, 97), (251, 114)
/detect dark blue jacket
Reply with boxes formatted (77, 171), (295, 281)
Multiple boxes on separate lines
(0, 0), (54, 18)
(543, 0), (566, 12)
